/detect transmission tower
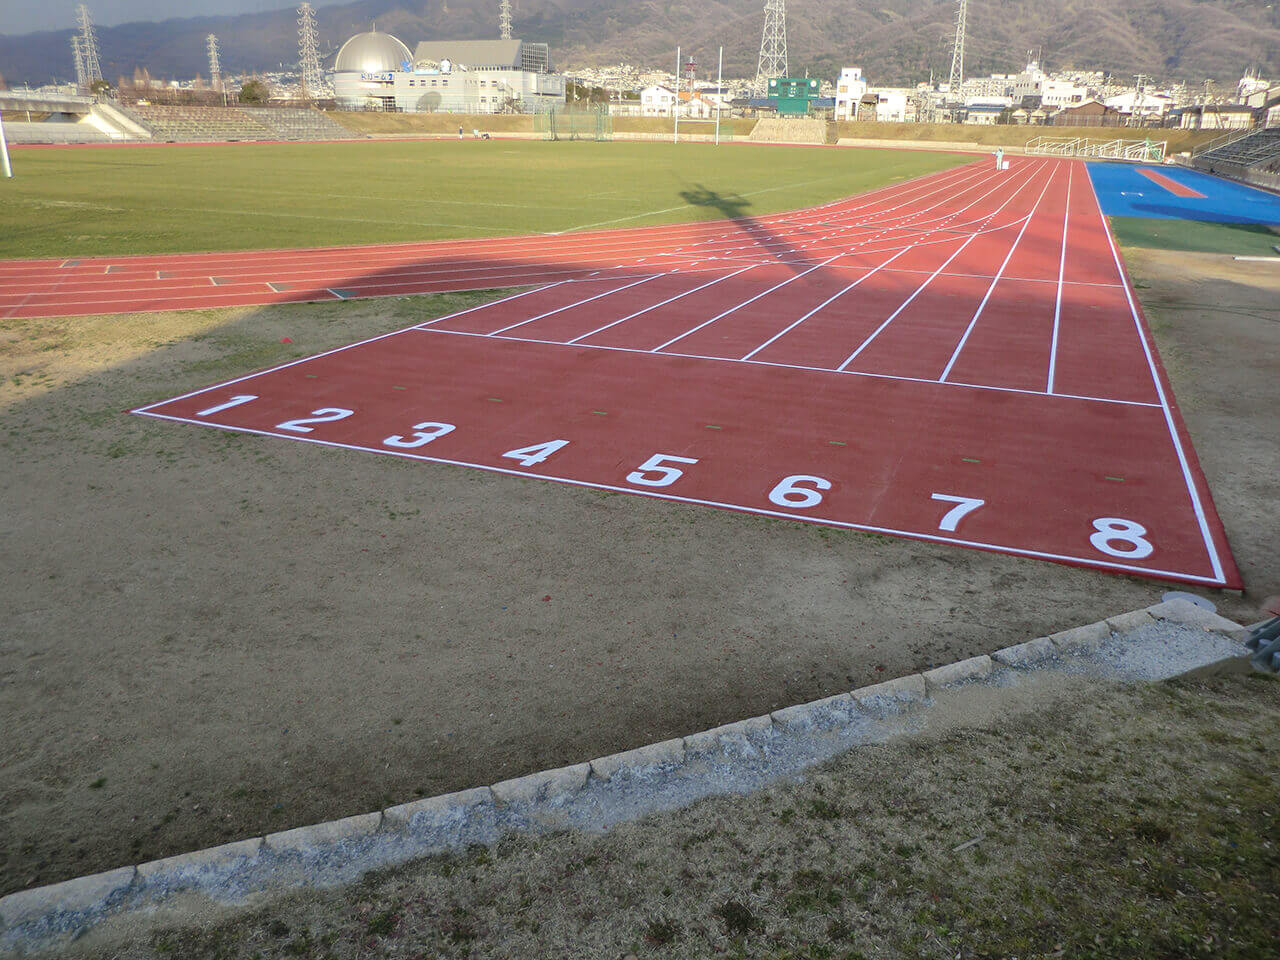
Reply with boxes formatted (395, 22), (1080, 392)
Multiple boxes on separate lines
(207, 35), (222, 90)
(947, 0), (967, 97)
(75, 5), (103, 85)
(297, 3), (322, 96)
(499, 0), (513, 40)
(756, 0), (789, 89)
(71, 35), (86, 90)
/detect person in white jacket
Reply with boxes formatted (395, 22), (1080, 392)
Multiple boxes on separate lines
(995, 147), (1005, 171)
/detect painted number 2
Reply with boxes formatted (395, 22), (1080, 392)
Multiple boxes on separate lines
(1090, 517), (1154, 560)
(276, 408), (354, 433)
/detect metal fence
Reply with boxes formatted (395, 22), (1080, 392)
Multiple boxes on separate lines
(1026, 136), (1167, 162)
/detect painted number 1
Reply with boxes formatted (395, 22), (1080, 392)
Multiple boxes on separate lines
(931, 493), (986, 532)
(196, 394), (257, 417)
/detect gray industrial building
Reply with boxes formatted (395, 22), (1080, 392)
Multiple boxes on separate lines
(332, 31), (565, 113)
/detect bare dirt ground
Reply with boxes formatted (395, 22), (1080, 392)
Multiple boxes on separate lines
(1, 249), (1276, 898)
(67, 672), (1280, 959)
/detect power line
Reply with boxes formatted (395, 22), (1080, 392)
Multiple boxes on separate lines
(71, 35), (86, 90)
(948, 0), (967, 95)
(207, 34), (222, 91)
(499, 0), (513, 40)
(75, 5), (103, 86)
(756, 0), (789, 90)
(297, 3), (322, 97)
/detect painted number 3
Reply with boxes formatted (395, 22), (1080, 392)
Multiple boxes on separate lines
(1090, 517), (1154, 559)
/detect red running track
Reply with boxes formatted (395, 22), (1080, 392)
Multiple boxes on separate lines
(66, 155), (1235, 586)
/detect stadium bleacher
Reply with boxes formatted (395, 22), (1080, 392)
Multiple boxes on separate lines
(121, 105), (353, 143)
(2, 121), (113, 144)
(1193, 126), (1280, 176)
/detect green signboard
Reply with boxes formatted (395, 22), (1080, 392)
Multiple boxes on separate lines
(768, 76), (820, 116)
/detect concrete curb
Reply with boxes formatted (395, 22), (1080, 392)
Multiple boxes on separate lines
(0, 597), (1250, 955)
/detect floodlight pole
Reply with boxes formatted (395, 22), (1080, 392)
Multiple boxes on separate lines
(715, 46), (723, 146)
(673, 46), (680, 144)
(0, 112), (12, 179)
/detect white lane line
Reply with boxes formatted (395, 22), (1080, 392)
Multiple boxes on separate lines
(650, 169), (1007, 353)
(485, 274), (663, 336)
(420, 320), (1161, 410)
(734, 165), (1046, 363)
(740, 247), (913, 360)
(565, 264), (758, 345)
(835, 160), (1050, 373)
(1089, 170), (1229, 586)
(1047, 162), (1073, 394)
(939, 163), (1061, 382)
(131, 407), (1221, 585)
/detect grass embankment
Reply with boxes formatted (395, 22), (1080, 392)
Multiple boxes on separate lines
(0, 140), (965, 259)
(327, 112), (759, 138)
(833, 120), (1222, 154)
(72, 673), (1280, 959)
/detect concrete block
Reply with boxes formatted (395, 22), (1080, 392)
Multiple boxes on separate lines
(1105, 609), (1155, 634)
(923, 655), (994, 690)
(136, 837), (264, 883)
(491, 762), (590, 806)
(853, 673), (926, 701)
(589, 738), (685, 783)
(992, 637), (1057, 668)
(1148, 599), (1249, 640)
(383, 786), (493, 832)
(770, 692), (859, 733)
(1047, 620), (1110, 653)
(0, 866), (136, 929)
(683, 715), (774, 757)
(264, 812), (381, 855)
(851, 673), (927, 714)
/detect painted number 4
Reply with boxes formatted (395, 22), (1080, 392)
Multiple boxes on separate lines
(503, 440), (570, 467)
(931, 493), (986, 532)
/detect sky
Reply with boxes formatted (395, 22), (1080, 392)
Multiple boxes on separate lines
(0, 0), (350, 35)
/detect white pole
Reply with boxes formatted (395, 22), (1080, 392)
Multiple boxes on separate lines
(715, 46), (723, 146)
(673, 46), (680, 144)
(0, 111), (12, 179)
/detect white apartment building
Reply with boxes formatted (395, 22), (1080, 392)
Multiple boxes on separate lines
(1011, 61), (1087, 108)
(640, 85), (677, 116)
(834, 67), (868, 121)
(869, 88), (917, 123)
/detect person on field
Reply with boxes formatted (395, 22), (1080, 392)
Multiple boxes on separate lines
(458, 125), (463, 140)
(995, 147), (1004, 171)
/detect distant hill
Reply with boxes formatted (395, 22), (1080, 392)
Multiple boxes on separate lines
(1, 1), (1277, 89)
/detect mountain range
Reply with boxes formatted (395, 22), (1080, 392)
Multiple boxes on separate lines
(1, 1), (1277, 90)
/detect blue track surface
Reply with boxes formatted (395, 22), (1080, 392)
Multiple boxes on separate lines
(1087, 161), (1280, 225)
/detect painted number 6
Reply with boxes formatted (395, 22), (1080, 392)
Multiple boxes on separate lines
(768, 475), (832, 509)
(1089, 517), (1153, 560)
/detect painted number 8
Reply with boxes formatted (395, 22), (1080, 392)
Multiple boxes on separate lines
(1089, 517), (1153, 560)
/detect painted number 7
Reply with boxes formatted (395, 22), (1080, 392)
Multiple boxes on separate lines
(931, 493), (986, 532)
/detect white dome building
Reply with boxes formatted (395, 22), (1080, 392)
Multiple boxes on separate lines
(334, 31), (413, 74)
(332, 30), (413, 109)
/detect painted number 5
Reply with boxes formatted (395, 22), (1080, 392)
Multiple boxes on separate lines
(626, 453), (699, 488)
(1089, 518), (1154, 560)
(769, 475), (832, 509)
(931, 493), (986, 532)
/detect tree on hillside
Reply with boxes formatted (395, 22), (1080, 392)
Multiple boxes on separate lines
(238, 78), (271, 104)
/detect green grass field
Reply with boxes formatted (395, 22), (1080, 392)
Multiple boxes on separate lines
(1111, 215), (1280, 257)
(0, 141), (966, 260)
